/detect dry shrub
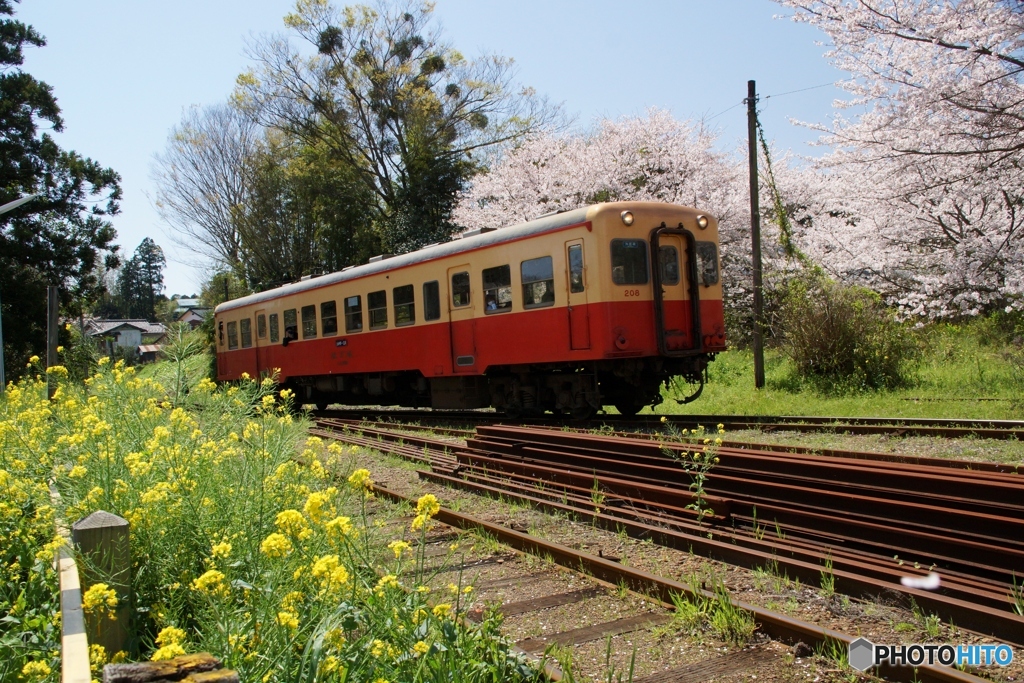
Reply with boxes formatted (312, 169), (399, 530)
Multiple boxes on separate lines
(780, 272), (918, 391)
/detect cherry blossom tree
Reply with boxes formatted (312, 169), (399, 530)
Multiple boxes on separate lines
(774, 0), (1024, 316)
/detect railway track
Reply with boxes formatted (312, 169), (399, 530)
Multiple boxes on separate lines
(312, 417), (1018, 682)
(312, 407), (1024, 440)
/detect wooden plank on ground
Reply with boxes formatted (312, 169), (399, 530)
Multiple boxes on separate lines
(516, 613), (672, 652)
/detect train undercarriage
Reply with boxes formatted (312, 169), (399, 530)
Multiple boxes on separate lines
(286, 355), (713, 419)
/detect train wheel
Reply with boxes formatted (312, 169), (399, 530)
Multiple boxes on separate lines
(613, 401), (641, 417)
(571, 405), (595, 420)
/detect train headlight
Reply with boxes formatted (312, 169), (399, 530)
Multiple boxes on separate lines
(696, 215), (709, 230)
(620, 211), (634, 226)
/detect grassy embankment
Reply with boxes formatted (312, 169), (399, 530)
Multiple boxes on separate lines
(660, 321), (1024, 420)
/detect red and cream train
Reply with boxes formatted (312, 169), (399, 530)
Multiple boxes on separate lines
(214, 202), (727, 417)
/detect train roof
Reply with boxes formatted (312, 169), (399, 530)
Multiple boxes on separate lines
(214, 201), (699, 314)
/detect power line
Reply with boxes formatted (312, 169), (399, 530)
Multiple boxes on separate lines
(763, 81), (836, 100)
(706, 100), (744, 122)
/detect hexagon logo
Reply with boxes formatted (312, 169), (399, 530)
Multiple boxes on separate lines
(849, 637), (875, 672)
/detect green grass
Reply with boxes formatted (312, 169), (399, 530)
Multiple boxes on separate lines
(654, 321), (1024, 420)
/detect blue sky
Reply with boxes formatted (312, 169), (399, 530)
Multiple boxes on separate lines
(18, 0), (846, 296)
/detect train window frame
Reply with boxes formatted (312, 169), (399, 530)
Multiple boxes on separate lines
(482, 265), (513, 314)
(227, 321), (238, 350)
(451, 272), (470, 308)
(321, 300), (338, 336)
(423, 281), (441, 321)
(301, 305), (317, 339)
(218, 321), (224, 347)
(269, 313), (280, 343)
(696, 241), (720, 286)
(611, 239), (650, 285)
(521, 256), (555, 309)
(283, 308), (298, 344)
(658, 245), (681, 286)
(240, 318), (253, 348)
(368, 290), (388, 330)
(257, 313), (267, 339)
(393, 285), (415, 326)
(344, 295), (363, 333)
(568, 244), (585, 293)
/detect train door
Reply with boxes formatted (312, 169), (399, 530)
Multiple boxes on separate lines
(650, 226), (701, 354)
(565, 240), (590, 350)
(447, 265), (476, 373)
(254, 309), (268, 376)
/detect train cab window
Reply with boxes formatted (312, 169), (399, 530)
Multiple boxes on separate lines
(482, 265), (512, 313)
(321, 300), (338, 336)
(344, 295), (363, 332)
(218, 321), (224, 347)
(423, 281), (441, 321)
(393, 285), (415, 326)
(521, 256), (555, 308)
(269, 313), (280, 343)
(240, 318), (253, 348)
(368, 290), (388, 329)
(611, 239), (649, 285)
(696, 241), (720, 286)
(257, 314), (267, 339)
(283, 308), (298, 344)
(451, 272), (470, 308)
(227, 321), (238, 350)
(658, 246), (680, 286)
(568, 244), (585, 293)
(301, 305), (317, 339)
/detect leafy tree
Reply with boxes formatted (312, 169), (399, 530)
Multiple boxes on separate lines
(0, 0), (121, 379)
(237, 0), (557, 254)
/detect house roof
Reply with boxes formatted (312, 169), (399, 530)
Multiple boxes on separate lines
(138, 344), (162, 354)
(85, 319), (167, 336)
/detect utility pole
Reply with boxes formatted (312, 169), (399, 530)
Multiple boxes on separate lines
(746, 80), (766, 389)
(0, 193), (42, 397)
(47, 286), (59, 400)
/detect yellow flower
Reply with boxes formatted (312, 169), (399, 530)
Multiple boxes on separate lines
(320, 655), (340, 673)
(303, 490), (334, 524)
(370, 639), (387, 658)
(46, 365), (68, 378)
(28, 355), (40, 364)
(311, 555), (350, 592)
(277, 611), (299, 630)
(324, 515), (354, 543)
(68, 465), (87, 478)
(387, 540), (411, 558)
(151, 643), (186, 661)
(325, 628), (346, 649)
(660, 415), (668, 423)
(275, 509), (310, 538)
(412, 640), (429, 656)
(156, 626), (187, 647)
(21, 660), (51, 679)
(211, 541), (232, 559)
(415, 493), (440, 517)
(56, 345), (64, 353)
(374, 574), (400, 595)
(432, 603), (452, 619)
(463, 585), (474, 594)
(347, 468), (373, 491)
(82, 583), (117, 613)
(191, 569), (227, 596)
(260, 532), (293, 558)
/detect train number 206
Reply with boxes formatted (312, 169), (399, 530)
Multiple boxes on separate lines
(624, 289), (642, 297)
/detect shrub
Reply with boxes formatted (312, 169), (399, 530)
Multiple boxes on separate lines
(779, 272), (918, 391)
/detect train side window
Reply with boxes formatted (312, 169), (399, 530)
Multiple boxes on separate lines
(269, 313), (280, 343)
(611, 239), (649, 285)
(368, 290), (388, 329)
(240, 318), (253, 348)
(521, 256), (555, 308)
(482, 265), (512, 313)
(658, 246), (680, 286)
(423, 281), (441, 321)
(344, 295), (363, 332)
(321, 300), (338, 336)
(696, 241), (720, 286)
(283, 308), (298, 343)
(568, 244), (585, 293)
(227, 321), (238, 350)
(301, 305), (317, 339)
(393, 285), (415, 326)
(257, 313), (267, 339)
(218, 321), (224, 347)
(451, 272), (470, 308)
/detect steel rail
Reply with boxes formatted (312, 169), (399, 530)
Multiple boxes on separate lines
(367, 483), (987, 683)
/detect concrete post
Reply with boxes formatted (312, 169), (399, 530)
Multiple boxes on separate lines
(72, 510), (132, 658)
